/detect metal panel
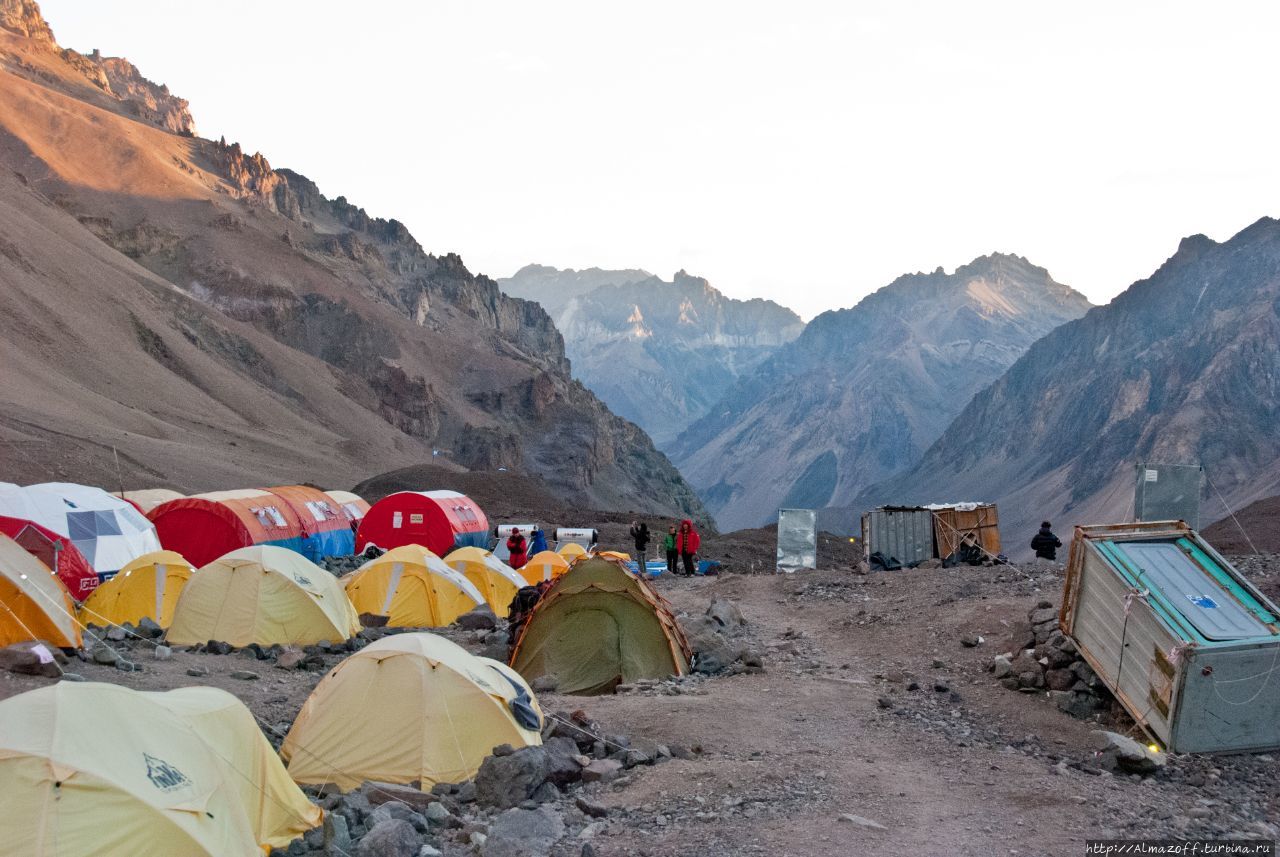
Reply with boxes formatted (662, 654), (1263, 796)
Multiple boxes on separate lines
(1135, 462), (1203, 528)
(1111, 541), (1271, 641)
(776, 509), (817, 573)
(862, 508), (934, 566)
(1172, 645), (1280, 753)
(933, 505), (1002, 557)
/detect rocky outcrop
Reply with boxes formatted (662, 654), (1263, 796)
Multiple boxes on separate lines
(862, 220), (1280, 558)
(672, 254), (1091, 531)
(0, 0), (52, 43)
(501, 266), (803, 446)
(0, 0), (706, 521)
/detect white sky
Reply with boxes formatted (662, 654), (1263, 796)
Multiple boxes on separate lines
(40, 1), (1280, 319)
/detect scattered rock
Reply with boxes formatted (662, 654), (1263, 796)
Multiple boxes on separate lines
(115, 658), (139, 672)
(91, 644), (119, 666)
(153, 645), (172, 661)
(324, 812), (352, 856)
(0, 641), (62, 677)
(106, 626), (128, 642)
(186, 666), (209, 677)
(230, 670), (260, 681)
(839, 813), (886, 830)
(706, 597), (746, 628)
(530, 675), (559, 693)
(276, 649), (306, 670)
(575, 796), (609, 818)
(206, 640), (233, 655)
(456, 605), (498, 632)
(136, 617), (164, 638)
(581, 759), (622, 784)
(1093, 730), (1164, 775)
(364, 782), (437, 812)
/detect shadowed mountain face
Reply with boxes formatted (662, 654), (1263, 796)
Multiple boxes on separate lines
(670, 255), (1092, 531)
(860, 221), (1280, 558)
(501, 266), (803, 446)
(0, 0), (707, 522)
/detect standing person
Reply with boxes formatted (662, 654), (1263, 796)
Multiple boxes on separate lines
(664, 525), (679, 576)
(506, 527), (529, 570)
(629, 521), (651, 563)
(1030, 521), (1062, 561)
(676, 519), (700, 577)
(529, 526), (548, 555)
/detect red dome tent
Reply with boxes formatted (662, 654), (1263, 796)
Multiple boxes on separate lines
(0, 516), (99, 600)
(356, 491), (489, 556)
(148, 486), (357, 568)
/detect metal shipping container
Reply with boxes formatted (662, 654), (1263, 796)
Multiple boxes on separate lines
(861, 507), (935, 566)
(1060, 521), (1280, 753)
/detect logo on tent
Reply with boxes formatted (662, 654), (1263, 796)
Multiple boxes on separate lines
(144, 753), (192, 792)
(293, 573), (313, 586)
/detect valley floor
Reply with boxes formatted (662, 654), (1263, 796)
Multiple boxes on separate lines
(4, 556), (1278, 857)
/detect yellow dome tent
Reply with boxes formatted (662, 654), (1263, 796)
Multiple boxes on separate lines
(79, 550), (195, 628)
(342, 545), (485, 627)
(0, 682), (321, 856)
(167, 546), (359, 647)
(519, 550), (570, 585)
(443, 547), (525, 617)
(557, 542), (587, 561)
(597, 550), (631, 562)
(282, 632), (543, 790)
(511, 556), (691, 695)
(0, 533), (80, 649)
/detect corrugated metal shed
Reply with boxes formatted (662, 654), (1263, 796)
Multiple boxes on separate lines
(861, 507), (935, 566)
(1060, 521), (1280, 753)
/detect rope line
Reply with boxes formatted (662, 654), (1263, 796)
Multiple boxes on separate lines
(1205, 471), (1259, 555)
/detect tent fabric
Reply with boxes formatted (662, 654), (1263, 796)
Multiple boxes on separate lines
(356, 491), (489, 556)
(342, 545), (484, 627)
(0, 483), (160, 582)
(443, 547), (525, 617)
(324, 490), (370, 527)
(519, 550), (570, 585)
(79, 550), (195, 629)
(282, 632), (542, 790)
(0, 534), (81, 649)
(166, 546), (359, 647)
(510, 557), (691, 695)
(149, 487), (355, 569)
(120, 489), (184, 513)
(0, 682), (321, 856)
(557, 542), (588, 561)
(597, 550), (631, 562)
(0, 515), (99, 600)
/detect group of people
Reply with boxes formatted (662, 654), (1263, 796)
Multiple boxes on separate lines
(503, 526), (547, 570)
(630, 519), (701, 577)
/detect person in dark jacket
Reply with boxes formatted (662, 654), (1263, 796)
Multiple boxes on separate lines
(629, 521), (651, 562)
(676, 519), (700, 577)
(663, 525), (678, 576)
(506, 528), (528, 570)
(1030, 522), (1062, 561)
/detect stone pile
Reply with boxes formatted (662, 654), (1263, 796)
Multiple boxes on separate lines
(269, 711), (682, 857)
(990, 600), (1118, 721)
(679, 598), (765, 676)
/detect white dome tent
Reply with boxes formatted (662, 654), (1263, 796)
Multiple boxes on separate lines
(0, 483), (161, 582)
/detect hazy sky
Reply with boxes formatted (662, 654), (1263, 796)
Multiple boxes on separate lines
(41, 1), (1280, 319)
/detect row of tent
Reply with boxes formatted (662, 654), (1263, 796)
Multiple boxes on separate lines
(0, 630), (543, 855)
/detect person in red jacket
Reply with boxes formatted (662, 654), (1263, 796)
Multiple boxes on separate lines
(676, 519), (700, 577)
(506, 528), (528, 570)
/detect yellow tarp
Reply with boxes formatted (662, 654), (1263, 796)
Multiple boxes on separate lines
(342, 545), (484, 627)
(519, 550), (570, 585)
(0, 533), (80, 649)
(167, 546), (359, 647)
(557, 542), (587, 561)
(282, 632), (542, 790)
(0, 682), (321, 856)
(443, 547), (525, 617)
(511, 556), (691, 695)
(79, 550), (194, 628)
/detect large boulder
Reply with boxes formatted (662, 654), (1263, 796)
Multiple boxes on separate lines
(481, 806), (565, 857)
(683, 616), (744, 675)
(356, 819), (421, 857)
(457, 606), (498, 631)
(474, 746), (549, 808)
(541, 736), (584, 787)
(706, 598), (746, 629)
(0, 641), (64, 677)
(1093, 730), (1164, 775)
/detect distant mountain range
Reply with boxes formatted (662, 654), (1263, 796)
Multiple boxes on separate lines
(861, 222), (1280, 557)
(500, 265), (803, 446)
(669, 254), (1093, 531)
(0, 0), (707, 521)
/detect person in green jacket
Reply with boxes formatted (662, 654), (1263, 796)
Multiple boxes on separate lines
(663, 525), (678, 576)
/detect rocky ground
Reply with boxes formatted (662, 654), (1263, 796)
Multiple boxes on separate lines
(4, 553), (1280, 856)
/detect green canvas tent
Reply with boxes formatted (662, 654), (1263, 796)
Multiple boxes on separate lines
(510, 556), (690, 694)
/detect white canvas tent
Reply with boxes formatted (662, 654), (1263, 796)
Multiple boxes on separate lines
(0, 483), (161, 579)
